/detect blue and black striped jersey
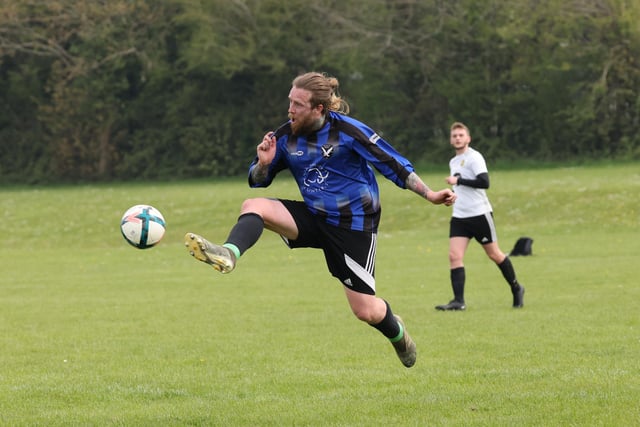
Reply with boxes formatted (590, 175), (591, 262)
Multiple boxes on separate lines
(248, 111), (415, 233)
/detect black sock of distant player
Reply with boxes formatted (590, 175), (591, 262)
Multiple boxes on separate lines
(498, 257), (520, 289)
(225, 213), (264, 256)
(451, 267), (465, 303)
(371, 300), (401, 340)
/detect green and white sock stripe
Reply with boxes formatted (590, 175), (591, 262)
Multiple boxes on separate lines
(389, 322), (404, 343)
(223, 243), (241, 260)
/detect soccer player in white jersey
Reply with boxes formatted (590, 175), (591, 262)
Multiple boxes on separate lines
(435, 122), (525, 311)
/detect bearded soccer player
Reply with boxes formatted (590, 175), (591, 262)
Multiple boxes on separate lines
(184, 71), (456, 367)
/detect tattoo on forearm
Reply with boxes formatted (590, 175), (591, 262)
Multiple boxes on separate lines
(406, 172), (430, 198)
(251, 163), (270, 183)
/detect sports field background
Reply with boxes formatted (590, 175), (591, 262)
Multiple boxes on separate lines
(1, 163), (638, 425)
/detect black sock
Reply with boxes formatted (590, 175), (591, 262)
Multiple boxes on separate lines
(451, 267), (465, 303)
(371, 300), (401, 340)
(498, 257), (520, 290)
(225, 213), (264, 256)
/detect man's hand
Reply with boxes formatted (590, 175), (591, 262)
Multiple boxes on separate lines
(251, 131), (277, 185)
(445, 174), (460, 185)
(257, 131), (277, 166)
(426, 189), (456, 206)
(405, 172), (456, 206)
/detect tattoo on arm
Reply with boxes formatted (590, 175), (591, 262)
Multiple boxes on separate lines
(250, 163), (270, 184)
(406, 172), (430, 199)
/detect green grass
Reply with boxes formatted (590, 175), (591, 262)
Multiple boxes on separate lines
(1, 163), (639, 426)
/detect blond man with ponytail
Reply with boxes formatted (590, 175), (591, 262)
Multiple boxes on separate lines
(185, 72), (456, 368)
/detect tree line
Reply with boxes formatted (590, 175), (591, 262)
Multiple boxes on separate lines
(1, 0), (638, 183)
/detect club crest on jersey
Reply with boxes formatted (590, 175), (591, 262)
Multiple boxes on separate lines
(460, 160), (465, 166)
(369, 133), (381, 144)
(321, 143), (334, 158)
(303, 167), (329, 191)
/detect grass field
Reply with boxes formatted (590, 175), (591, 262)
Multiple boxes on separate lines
(1, 163), (638, 426)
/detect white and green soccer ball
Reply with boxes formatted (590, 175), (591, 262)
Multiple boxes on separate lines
(120, 204), (166, 249)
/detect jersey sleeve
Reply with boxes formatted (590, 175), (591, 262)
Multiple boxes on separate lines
(335, 116), (414, 188)
(470, 150), (489, 176)
(359, 135), (414, 188)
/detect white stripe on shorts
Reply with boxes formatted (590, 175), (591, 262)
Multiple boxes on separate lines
(484, 212), (498, 242)
(344, 233), (377, 292)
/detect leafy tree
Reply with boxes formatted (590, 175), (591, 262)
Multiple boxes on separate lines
(0, 0), (638, 183)
(0, 0), (169, 180)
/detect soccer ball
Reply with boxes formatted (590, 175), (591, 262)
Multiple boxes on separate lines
(120, 204), (166, 249)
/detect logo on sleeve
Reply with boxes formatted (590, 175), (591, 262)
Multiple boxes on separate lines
(369, 133), (380, 144)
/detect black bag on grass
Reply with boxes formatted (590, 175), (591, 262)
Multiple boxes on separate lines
(509, 237), (534, 256)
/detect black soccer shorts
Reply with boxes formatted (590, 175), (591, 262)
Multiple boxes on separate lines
(279, 199), (378, 295)
(449, 212), (498, 244)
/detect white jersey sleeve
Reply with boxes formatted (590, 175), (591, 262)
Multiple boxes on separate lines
(449, 147), (493, 218)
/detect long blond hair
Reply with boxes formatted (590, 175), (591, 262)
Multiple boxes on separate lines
(292, 72), (350, 116)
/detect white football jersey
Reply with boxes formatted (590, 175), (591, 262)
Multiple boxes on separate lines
(449, 147), (493, 218)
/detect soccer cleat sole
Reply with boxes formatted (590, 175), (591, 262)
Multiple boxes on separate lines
(184, 233), (234, 273)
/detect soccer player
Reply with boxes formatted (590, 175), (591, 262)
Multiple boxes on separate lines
(185, 71), (456, 368)
(435, 122), (525, 311)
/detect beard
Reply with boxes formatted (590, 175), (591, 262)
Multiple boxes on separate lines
(290, 114), (324, 136)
